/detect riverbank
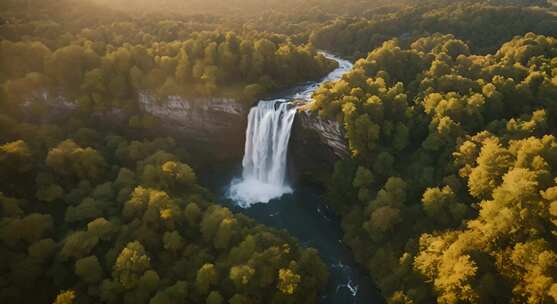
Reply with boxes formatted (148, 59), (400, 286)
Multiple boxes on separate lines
(205, 51), (385, 303)
(199, 162), (385, 304)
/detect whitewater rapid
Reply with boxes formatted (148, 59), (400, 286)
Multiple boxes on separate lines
(228, 52), (353, 207)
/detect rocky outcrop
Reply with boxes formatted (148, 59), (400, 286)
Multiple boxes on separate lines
(294, 109), (349, 158)
(21, 91), (129, 126)
(138, 94), (248, 162)
(23, 91), (248, 163)
(289, 109), (349, 183)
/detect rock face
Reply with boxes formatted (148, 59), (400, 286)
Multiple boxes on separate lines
(21, 91), (128, 126)
(289, 109), (349, 183)
(296, 110), (349, 158)
(139, 94), (348, 180)
(138, 94), (248, 162)
(28, 91), (348, 180)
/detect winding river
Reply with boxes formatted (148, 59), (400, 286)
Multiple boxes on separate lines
(205, 53), (385, 303)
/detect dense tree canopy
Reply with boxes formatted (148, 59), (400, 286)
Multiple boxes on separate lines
(0, 0), (338, 114)
(2, 0), (557, 303)
(0, 115), (328, 303)
(311, 32), (557, 303)
(310, 1), (557, 59)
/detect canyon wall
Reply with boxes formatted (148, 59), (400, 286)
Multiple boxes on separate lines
(289, 109), (349, 183)
(138, 94), (248, 162)
(27, 92), (349, 180)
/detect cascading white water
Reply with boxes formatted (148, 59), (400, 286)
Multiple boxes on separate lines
(228, 100), (297, 207)
(243, 100), (296, 185)
(228, 51), (353, 207)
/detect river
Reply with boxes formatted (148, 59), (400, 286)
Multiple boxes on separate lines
(202, 52), (385, 304)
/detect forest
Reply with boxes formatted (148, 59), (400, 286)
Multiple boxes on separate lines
(1, 0), (557, 303)
(312, 32), (557, 303)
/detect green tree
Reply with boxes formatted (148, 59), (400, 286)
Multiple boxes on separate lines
(60, 231), (99, 260)
(0, 140), (32, 175)
(206, 291), (223, 304)
(149, 281), (187, 304)
(46, 140), (106, 181)
(28, 238), (56, 261)
(113, 241), (151, 289)
(52, 290), (76, 304)
(196, 263), (218, 295)
(161, 161), (196, 189)
(229, 265), (255, 288)
(75, 255), (103, 283)
(277, 268), (301, 295)
(163, 230), (184, 254)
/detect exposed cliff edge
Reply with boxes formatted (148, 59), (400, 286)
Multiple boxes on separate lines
(289, 108), (349, 183)
(138, 93), (248, 162)
(295, 109), (349, 159)
(24, 91), (348, 174)
(138, 94), (350, 170)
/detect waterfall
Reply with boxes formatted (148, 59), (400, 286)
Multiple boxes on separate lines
(243, 100), (297, 185)
(228, 51), (353, 208)
(228, 99), (297, 207)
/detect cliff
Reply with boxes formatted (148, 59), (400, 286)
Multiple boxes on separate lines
(289, 108), (349, 183)
(24, 91), (349, 180)
(138, 94), (248, 162)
